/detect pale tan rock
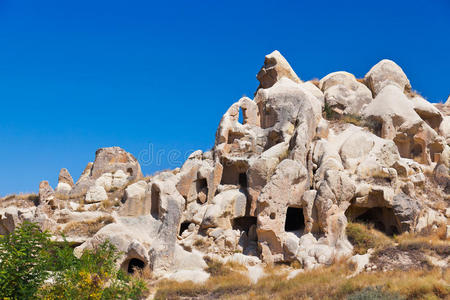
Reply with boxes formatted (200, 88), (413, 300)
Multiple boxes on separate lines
(364, 59), (411, 96)
(85, 185), (108, 203)
(319, 71), (372, 115)
(363, 85), (444, 165)
(39, 180), (55, 204)
(120, 180), (149, 216)
(91, 147), (142, 180)
(439, 116), (450, 144)
(256, 159), (309, 261)
(58, 168), (74, 187)
(411, 96), (443, 131)
(256, 50), (301, 89)
(202, 189), (246, 229)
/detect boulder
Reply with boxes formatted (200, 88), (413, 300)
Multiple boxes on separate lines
(39, 180), (55, 204)
(120, 180), (149, 216)
(85, 185), (108, 203)
(364, 59), (411, 96)
(202, 189), (247, 229)
(256, 50), (301, 89)
(363, 84), (443, 165)
(392, 193), (421, 232)
(439, 116), (450, 144)
(410, 96), (443, 131)
(90, 147), (142, 181)
(58, 168), (74, 187)
(319, 71), (372, 115)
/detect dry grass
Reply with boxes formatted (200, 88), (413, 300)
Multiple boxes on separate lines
(99, 199), (120, 210)
(75, 203), (86, 212)
(404, 86), (422, 99)
(341, 114), (364, 126)
(62, 215), (114, 237)
(54, 192), (70, 201)
(152, 261), (449, 300)
(0, 193), (40, 207)
(309, 78), (320, 88)
(346, 222), (394, 255)
(394, 227), (450, 257)
(153, 266), (251, 299)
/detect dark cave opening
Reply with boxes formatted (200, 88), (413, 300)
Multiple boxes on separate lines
(239, 173), (248, 189)
(285, 207), (305, 232)
(232, 216), (257, 233)
(352, 207), (400, 236)
(127, 258), (145, 274)
(179, 221), (190, 236)
(151, 184), (160, 219)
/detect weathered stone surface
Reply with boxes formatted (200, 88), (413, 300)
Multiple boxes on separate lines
(319, 71), (372, 115)
(363, 85), (444, 165)
(202, 189), (246, 229)
(364, 59), (411, 96)
(256, 50), (301, 89)
(119, 180), (149, 216)
(39, 180), (55, 204)
(85, 185), (108, 203)
(411, 96), (443, 131)
(58, 168), (74, 187)
(91, 147), (142, 181)
(392, 193), (421, 232)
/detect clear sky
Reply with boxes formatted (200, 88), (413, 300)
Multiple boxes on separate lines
(0, 0), (449, 195)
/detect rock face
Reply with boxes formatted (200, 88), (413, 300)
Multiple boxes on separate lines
(364, 59), (411, 96)
(256, 50), (301, 89)
(39, 180), (55, 205)
(1, 51), (448, 279)
(56, 168), (74, 194)
(319, 71), (372, 115)
(91, 147), (143, 180)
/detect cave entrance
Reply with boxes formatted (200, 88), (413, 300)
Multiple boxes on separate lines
(179, 221), (190, 236)
(127, 167), (133, 176)
(127, 258), (145, 274)
(354, 208), (386, 232)
(351, 207), (400, 236)
(239, 173), (248, 188)
(151, 184), (160, 219)
(232, 216), (256, 233)
(285, 207), (305, 232)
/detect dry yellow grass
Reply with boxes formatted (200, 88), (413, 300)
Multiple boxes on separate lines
(152, 262), (449, 300)
(309, 78), (320, 88)
(62, 215), (114, 237)
(394, 226), (450, 258)
(346, 222), (394, 254)
(153, 267), (251, 299)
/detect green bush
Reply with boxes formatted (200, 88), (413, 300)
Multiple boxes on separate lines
(0, 221), (52, 299)
(0, 222), (147, 299)
(39, 241), (147, 300)
(347, 286), (404, 300)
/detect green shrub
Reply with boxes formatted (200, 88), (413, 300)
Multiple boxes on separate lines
(347, 286), (404, 300)
(0, 221), (52, 299)
(38, 241), (147, 299)
(323, 102), (334, 119)
(0, 222), (147, 299)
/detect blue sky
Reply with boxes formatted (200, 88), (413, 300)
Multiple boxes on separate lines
(0, 0), (449, 195)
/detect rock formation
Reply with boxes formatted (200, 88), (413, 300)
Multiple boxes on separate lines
(0, 51), (448, 281)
